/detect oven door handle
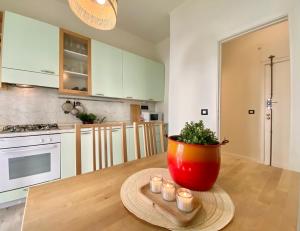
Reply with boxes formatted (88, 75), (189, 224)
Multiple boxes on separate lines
(0, 144), (60, 154)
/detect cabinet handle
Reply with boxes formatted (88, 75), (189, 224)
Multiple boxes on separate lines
(96, 93), (104, 96)
(41, 70), (55, 75)
(148, 99), (154, 101)
(126, 96), (133, 99)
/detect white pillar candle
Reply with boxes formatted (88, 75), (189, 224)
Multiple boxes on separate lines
(176, 188), (194, 212)
(161, 180), (176, 201)
(150, 175), (162, 193)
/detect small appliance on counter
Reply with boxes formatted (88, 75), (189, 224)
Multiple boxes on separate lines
(141, 111), (163, 122)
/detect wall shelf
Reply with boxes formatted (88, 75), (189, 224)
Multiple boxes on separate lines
(64, 70), (88, 77)
(64, 49), (88, 61)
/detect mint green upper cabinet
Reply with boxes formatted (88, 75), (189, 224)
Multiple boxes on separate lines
(2, 11), (59, 87)
(123, 51), (165, 101)
(145, 59), (165, 101)
(123, 51), (148, 100)
(92, 40), (123, 98)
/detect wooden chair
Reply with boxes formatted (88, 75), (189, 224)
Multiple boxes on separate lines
(133, 122), (165, 159)
(75, 122), (128, 175)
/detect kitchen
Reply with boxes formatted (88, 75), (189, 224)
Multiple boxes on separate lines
(0, 0), (168, 226)
(1, 0), (300, 231)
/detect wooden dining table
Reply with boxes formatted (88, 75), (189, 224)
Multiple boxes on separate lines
(22, 153), (300, 231)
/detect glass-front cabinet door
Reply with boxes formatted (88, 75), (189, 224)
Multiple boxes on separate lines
(59, 29), (91, 95)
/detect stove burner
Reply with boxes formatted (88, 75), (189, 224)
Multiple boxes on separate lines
(2, 124), (59, 133)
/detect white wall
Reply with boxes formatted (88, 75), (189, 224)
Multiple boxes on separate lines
(155, 38), (170, 122)
(0, 0), (158, 60)
(169, 0), (300, 171)
(221, 21), (289, 162)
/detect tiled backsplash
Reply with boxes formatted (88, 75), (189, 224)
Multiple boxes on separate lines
(0, 85), (155, 125)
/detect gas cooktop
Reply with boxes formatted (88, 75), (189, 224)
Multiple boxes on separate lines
(1, 123), (59, 133)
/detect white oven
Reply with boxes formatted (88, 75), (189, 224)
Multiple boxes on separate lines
(0, 134), (61, 192)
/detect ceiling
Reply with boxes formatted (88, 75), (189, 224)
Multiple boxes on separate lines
(57, 0), (186, 43)
(0, 0), (185, 44)
(117, 0), (185, 43)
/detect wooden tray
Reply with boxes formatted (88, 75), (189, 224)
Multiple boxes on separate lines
(139, 183), (202, 227)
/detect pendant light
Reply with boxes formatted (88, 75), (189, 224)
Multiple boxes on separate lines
(68, 0), (117, 30)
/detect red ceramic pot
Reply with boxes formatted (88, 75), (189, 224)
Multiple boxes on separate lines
(168, 136), (224, 191)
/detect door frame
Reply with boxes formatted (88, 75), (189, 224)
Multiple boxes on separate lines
(217, 15), (290, 164)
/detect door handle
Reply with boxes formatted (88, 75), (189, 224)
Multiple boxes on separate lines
(41, 70), (55, 75)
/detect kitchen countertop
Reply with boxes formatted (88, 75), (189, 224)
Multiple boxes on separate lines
(22, 153), (300, 231)
(0, 122), (167, 138)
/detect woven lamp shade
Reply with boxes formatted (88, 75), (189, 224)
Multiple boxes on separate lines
(68, 0), (117, 30)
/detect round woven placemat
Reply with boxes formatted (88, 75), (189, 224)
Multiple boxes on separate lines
(120, 168), (234, 231)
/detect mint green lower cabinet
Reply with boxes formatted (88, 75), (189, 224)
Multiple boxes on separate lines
(61, 130), (94, 178)
(81, 130), (94, 173)
(138, 127), (146, 158)
(61, 132), (76, 178)
(126, 126), (147, 159)
(61, 128), (125, 178)
(60, 125), (165, 179)
(126, 127), (135, 161)
(91, 40), (123, 98)
(0, 188), (28, 206)
(111, 128), (123, 165)
(126, 127), (144, 161)
(96, 127), (122, 168)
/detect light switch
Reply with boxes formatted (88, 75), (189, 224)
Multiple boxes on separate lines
(201, 109), (208, 115)
(248, 110), (255, 115)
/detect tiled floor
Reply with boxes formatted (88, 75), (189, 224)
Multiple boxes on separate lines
(0, 203), (24, 231)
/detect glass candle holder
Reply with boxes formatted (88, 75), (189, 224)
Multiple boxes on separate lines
(176, 188), (194, 212)
(150, 175), (162, 193)
(161, 180), (176, 201)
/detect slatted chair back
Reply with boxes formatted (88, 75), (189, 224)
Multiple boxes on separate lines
(75, 122), (127, 175)
(133, 122), (165, 159)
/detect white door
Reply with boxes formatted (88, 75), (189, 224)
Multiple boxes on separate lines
(264, 59), (290, 169)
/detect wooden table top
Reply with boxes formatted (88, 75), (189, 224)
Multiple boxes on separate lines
(22, 153), (300, 231)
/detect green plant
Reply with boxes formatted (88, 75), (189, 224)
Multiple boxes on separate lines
(77, 113), (97, 124)
(177, 120), (219, 145)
